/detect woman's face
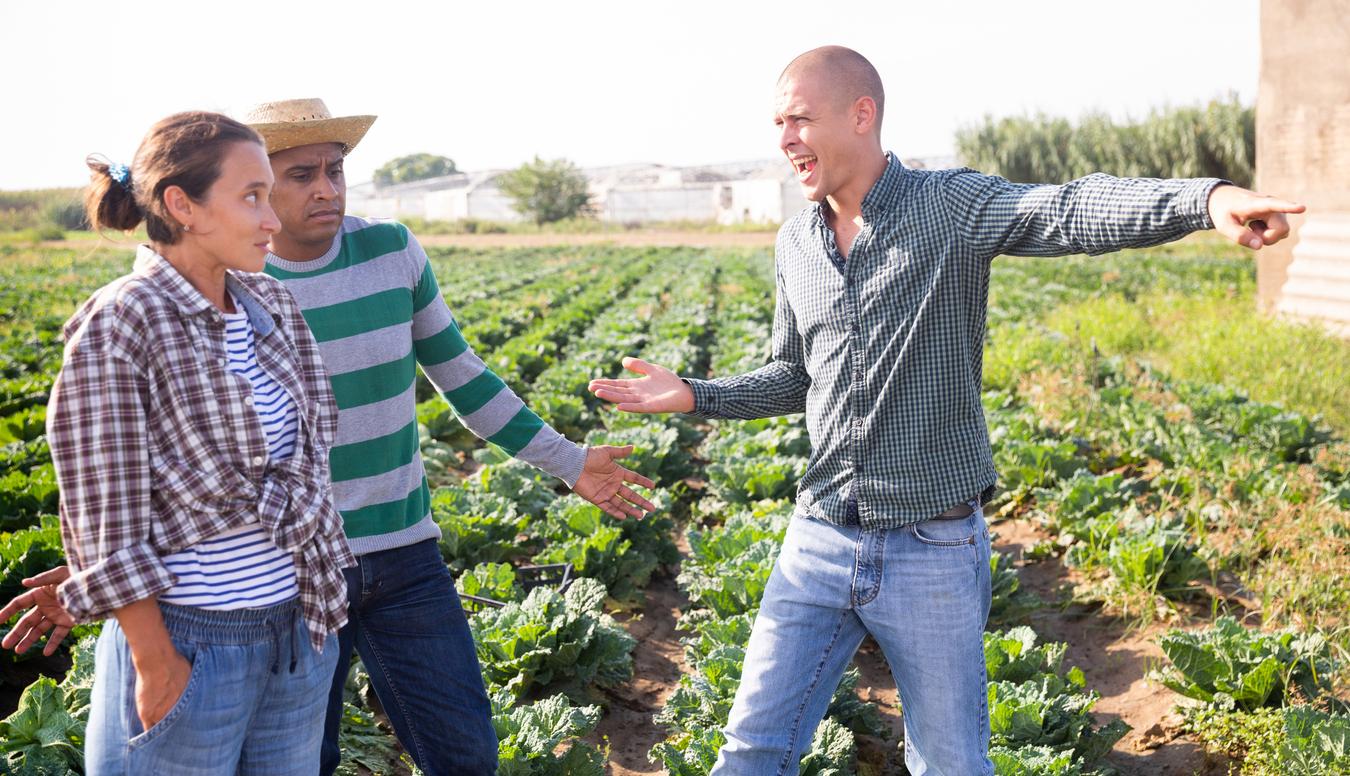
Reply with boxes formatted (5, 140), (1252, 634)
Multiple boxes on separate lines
(183, 141), (281, 273)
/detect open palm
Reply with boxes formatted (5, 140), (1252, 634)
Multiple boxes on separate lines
(587, 357), (694, 414)
(572, 444), (659, 520)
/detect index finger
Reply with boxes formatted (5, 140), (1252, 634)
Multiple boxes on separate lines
(24, 567), (71, 587)
(1236, 197), (1305, 219)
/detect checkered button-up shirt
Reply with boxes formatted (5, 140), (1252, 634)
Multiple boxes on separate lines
(687, 153), (1222, 529)
(48, 247), (355, 650)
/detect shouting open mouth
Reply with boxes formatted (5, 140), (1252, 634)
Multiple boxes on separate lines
(791, 155), (818, 182)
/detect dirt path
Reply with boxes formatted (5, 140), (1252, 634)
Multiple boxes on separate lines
(590, 532), (693, 775)
(993, 517), (1228, 776)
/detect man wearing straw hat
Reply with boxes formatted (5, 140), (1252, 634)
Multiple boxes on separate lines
(1, 98), (657, 776)
(249, 97), (661, 775)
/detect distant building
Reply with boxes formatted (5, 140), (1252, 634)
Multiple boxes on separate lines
(1256, 0), (1350, 335)
(347, 156), (957, 226)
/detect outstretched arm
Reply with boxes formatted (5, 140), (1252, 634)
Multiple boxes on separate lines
(943, 170), (1303, 261)
(407, 234), (655, 519)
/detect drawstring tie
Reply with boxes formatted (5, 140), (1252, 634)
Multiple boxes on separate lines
(268, 607), (300, 674)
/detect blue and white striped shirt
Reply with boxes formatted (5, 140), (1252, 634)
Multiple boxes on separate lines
(160, 301), (301, 609)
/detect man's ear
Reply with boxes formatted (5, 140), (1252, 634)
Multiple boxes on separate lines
(162, 185), (194, 229)
(854, 96), (878, 135)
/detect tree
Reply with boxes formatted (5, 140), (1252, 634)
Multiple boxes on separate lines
(497, 156), (592, 225)
(373, 153), (458, 187)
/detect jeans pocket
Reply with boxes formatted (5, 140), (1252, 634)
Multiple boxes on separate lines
(910, 513), (979, 547)
(126, 642), (204, 750)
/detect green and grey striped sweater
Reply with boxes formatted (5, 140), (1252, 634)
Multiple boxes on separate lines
(265, 216), (586, 555)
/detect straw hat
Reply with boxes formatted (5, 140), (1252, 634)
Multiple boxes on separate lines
(244, 98), (376, 156)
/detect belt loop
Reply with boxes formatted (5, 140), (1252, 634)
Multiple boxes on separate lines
(844, 495), (860, 526)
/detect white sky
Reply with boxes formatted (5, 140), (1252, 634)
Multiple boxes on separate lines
(0, 0), (1259, 190)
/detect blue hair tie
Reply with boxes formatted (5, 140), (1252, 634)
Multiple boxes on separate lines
(108, 163), (131, 189)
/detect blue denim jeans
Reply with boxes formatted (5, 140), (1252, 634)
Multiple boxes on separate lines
(713, 506), (995, 776)
(84, 598), (337, 776)
(319, 538), (497, 776)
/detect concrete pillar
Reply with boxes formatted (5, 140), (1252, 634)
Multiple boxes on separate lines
(1256, 0), (1350, 334)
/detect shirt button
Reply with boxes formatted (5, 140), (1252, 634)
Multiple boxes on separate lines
(244, 396), (255, 407)
(252, 455), (264, 466)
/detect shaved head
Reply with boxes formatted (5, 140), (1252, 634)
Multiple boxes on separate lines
(779, 46), (885, 133)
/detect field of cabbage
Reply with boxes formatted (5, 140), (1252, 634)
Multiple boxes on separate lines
(1, 235), (1347, 775)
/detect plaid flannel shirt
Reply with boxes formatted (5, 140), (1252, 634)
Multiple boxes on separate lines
(687, 153), (1223, 529)
(48, 247), (355, 651)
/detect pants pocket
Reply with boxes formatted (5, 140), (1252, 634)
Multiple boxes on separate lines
(910, 510), (983, 547)
(126, 641), (204, 750)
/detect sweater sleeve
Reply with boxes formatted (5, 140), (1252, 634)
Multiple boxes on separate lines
(407, 230), (585, 487)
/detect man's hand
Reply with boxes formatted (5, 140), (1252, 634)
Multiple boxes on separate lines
(587, 357), (694, 414)
(1207, 184), (1305, 250)
(0, 566), (75, 656)
(572, 445), (659, 520)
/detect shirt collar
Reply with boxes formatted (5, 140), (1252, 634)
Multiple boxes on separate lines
(862, 152), (907, 216)
(133, 245), (277, 335)
(811, 151), (908, 227)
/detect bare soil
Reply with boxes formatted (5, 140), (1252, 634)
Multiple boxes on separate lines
(994, 517), (1229, 776)
(591, 533), (693, 775)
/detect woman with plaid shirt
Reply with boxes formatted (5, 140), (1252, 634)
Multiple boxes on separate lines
(43, 112), (354, 775)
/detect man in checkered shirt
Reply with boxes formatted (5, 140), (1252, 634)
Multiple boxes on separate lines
(590, 46), (1303, 774)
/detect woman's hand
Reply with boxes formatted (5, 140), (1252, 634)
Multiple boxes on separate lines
(133, 648), (193, 731)
(115, 598), (192, 732)
(0, 566), (75, 656)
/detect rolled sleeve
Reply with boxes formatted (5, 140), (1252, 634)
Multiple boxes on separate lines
(47, 329), (164, 622)
(58, 542), (176, 622)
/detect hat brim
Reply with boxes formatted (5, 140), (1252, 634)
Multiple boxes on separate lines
(250, 115), (377, 156)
